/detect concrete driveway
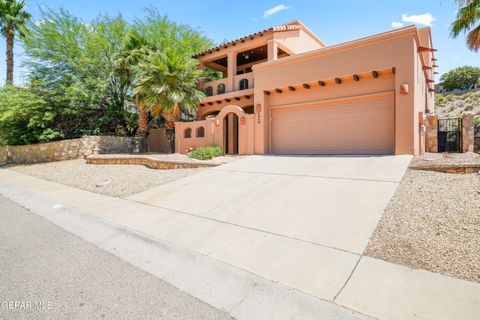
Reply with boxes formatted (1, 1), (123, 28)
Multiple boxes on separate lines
(4, 156), (480, 320)
(128, 155), (412, 255)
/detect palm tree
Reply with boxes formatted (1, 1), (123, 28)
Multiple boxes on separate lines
(0, 0), (30, 85)
(113, 30), (153, 150)
(451, 0), (480, 51)
(134, 50), (205, 152)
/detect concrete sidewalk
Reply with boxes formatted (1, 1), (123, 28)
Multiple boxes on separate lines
(1, 168), (479, 320)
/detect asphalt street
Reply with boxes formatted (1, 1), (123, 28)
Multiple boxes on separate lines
(0, 195), (232, 320)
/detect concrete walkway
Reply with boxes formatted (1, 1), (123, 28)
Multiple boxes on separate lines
(1, 155), (479, 320)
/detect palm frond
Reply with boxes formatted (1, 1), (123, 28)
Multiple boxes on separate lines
(467, 24), (480, 51)
(451, 0), (480, 51)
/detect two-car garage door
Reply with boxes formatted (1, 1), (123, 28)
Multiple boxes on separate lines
(271, 92), (394, 155)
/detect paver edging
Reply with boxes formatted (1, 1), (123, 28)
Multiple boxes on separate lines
(85, 154), (219, 169)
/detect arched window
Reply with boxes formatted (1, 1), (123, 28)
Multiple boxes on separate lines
(184, 128), (192, 138)
(239, 79), (249, 90)
(217, 83), (225, 95)
(196, 127), (205, 138)
(205, 86), (213, 97)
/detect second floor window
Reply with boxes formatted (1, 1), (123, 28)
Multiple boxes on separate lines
(239, 79), (249, 90)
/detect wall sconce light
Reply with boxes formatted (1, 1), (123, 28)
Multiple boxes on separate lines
(400, 83), (409, 95)
(215, 119), (220, 126)
(255, 104), (262, 113)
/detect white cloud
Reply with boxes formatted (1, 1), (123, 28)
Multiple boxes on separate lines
(401, 13), (436, 27)
(263, 4), (290, 18)
(391, 21), (404, 29)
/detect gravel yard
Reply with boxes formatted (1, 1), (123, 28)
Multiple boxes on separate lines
(410, 152), (480, 168)
(10, 159), (203, 198)
(365, 169), (480, 283)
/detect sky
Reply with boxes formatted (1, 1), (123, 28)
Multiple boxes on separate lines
(1, 0), (478, 85)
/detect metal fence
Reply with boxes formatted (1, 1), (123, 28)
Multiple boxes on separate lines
(438, 118), (462, 153)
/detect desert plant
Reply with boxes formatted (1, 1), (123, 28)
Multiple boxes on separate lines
(134, 50), (206, 152)
(189, 145), (222, 160)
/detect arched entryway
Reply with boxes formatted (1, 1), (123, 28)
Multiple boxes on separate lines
(223, 113), (239, 155)
(212, 105), (253, 155)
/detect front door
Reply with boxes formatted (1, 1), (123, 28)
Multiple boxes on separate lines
(224, 113), (239, 155)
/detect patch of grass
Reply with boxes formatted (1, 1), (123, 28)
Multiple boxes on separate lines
(189, 145), (222, 160)
(446, 94), (455, 101)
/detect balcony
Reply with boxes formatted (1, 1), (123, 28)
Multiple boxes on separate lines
(201, 72), (254, 98)
(234, 73), (254, 91)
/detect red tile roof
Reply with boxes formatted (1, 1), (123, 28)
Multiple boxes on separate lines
(193, 23), (302, 58)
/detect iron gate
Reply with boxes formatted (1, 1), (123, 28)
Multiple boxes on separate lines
(438, 118), (462, 152)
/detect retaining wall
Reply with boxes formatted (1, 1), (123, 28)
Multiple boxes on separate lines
(0, 135), (140, 165)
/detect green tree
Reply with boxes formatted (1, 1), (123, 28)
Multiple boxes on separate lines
(23, 9), (136, 138)
(0, 86), (62, 145)
(134, 50), (205, 152)
(451, 0), (480, 51)
(23, 8), (213, 144)
(0, 0), (30, 85)
(114, 10), (213, 149)
(440, 66), (480, 90)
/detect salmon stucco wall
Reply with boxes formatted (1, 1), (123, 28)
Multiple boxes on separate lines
(252, 26), (432, 155)
(274, 29), (324, 55)
(176, 105), (255, 155)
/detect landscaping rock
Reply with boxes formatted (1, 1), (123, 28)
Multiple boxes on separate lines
(365, 169), (480, 283)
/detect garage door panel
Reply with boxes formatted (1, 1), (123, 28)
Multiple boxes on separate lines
(271, 92), (394, 155)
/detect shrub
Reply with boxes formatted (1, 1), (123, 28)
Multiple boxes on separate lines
(435, 94), (447, 107)
(0, 86), (63, 145)
(189, 145), (222, 160)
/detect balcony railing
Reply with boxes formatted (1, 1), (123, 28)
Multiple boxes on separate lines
(201, 72), (254, 97)
(201, 78), (227, 97)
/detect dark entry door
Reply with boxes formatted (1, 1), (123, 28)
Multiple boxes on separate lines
(224, 113), (239, 155)
(438, 118), (462, 152)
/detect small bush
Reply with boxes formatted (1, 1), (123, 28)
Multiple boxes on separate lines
(189, 145), (222, 160)
(435, 94), (447, 107)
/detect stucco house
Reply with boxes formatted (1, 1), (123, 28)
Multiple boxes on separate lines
(175, 20), (436, 156)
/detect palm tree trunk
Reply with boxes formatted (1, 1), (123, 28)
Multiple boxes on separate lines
(138, 107), (149, 136)
(164, 105), (180, 153)
(5, 26), (14, 86)
(136, 96), (150, 153)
